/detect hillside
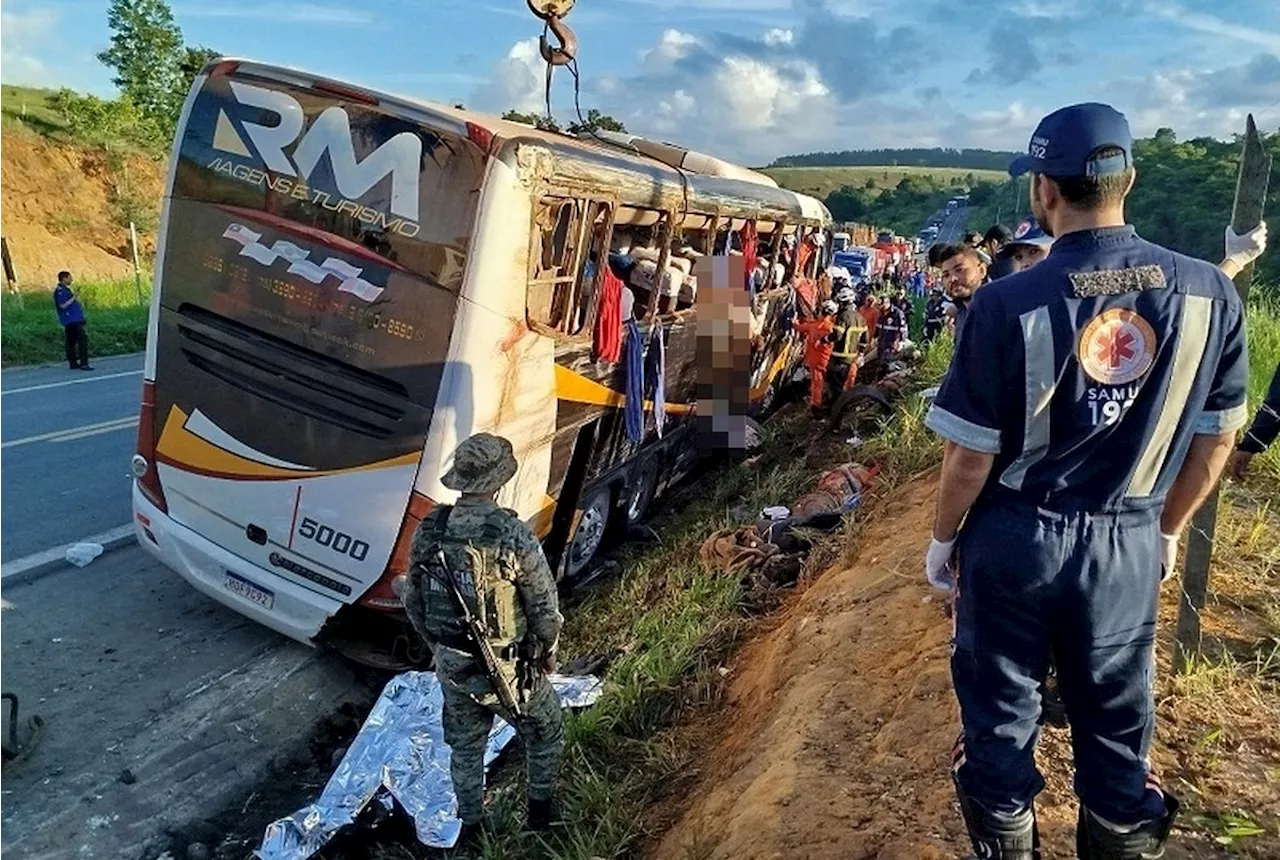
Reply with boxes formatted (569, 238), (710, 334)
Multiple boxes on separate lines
(1, 85), (165, 289)
(762, 165), (1004, 201)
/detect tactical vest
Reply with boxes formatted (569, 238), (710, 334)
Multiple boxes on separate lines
(413, 506), (528, 666)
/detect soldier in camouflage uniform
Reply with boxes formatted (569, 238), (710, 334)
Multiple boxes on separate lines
(402, 433), (565, 839)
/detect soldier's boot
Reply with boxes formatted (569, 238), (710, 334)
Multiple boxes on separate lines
(528, 796), (557, 831)
(955, 778), (1041, 859)
(1076, 793), (1180, 860)
(453, 813), (486, 849)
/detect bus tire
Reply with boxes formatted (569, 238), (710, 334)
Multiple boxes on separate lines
(826, 385), (892, 434)
(565, 485), (612, 581)
(623, 456), (660, 527)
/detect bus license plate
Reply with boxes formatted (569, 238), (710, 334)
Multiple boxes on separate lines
(224, 571), (274, 610)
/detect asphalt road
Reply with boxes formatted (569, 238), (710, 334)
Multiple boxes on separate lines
(1, 353), (145, 561)
(934, 206), (971, 245)
(0, 354), (376, 859)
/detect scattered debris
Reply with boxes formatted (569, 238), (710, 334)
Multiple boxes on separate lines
(65, 542), (105, 567)
(257, 671), (604, 857)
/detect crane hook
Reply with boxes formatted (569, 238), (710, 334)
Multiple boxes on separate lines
(539, 14), (577, 67)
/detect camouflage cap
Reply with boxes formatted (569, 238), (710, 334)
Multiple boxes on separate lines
(441, 433), (518, 494)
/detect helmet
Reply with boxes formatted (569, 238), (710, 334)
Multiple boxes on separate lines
(441, 433), (518, 494)
(835, 287), (856, 304)
(820, 300), (838, 315)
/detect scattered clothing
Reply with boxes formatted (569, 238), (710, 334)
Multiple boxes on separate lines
(645, 321), (666, 438)
(624, 318), (644, 442)
(594, 265), (624, 362)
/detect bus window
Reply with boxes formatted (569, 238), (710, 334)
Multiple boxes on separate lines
(569, 202), (613, 336)
(528, 198), (585, 329)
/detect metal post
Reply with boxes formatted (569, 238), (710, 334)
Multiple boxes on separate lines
(129, 221), (144, 306)
(1174, 114), (1272, 672)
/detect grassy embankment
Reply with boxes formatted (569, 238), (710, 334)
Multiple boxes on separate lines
(413, 340), (958, 860)
(1, 279), (151, 366)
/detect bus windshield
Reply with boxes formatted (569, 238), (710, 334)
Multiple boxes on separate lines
(162, 67), (486, 400)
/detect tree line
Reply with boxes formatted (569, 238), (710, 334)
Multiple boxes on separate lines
(769, 148), (1019, 171)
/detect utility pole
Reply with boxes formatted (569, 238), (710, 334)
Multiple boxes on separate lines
(1174, 114), (1272, 672)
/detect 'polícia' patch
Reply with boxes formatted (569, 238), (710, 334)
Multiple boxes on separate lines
(1077, 308), (1158, 386)
(1069, 265), (1166, 298)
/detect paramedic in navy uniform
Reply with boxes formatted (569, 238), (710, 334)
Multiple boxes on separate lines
(923, 103), (1250, 860)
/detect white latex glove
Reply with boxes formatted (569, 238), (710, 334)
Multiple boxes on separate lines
(1224, 222), (1268, 269)
(1160, 532), (1180, 583)
(925, 536), (957, 591)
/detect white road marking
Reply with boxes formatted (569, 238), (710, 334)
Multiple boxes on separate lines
(1, 369), (144, 396)
(0, 523), (136, 581)
(2, 416), (139, 449)
(52, 418), (141, 444)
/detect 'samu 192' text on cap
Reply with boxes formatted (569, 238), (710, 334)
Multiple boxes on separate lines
(1008, 103), (1134, 179)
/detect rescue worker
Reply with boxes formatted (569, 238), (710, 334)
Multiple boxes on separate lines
(924, 103), (1253, 859)
(923, 288), (947, 342)
(999, 217), (1055, 273)
(1230, 361), (1280, 479)
(829, 287), (868, 392)
(877, 294), (907, 359)
(794, 300), (838, 412)
(402, 434), (565, 841)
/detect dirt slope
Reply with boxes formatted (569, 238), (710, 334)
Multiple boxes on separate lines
(659, 475), (966, 859)
(0, 126), (164, 287)
(658, 472), (1280, 859)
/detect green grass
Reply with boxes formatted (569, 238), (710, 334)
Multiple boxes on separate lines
(2, 279), (151, 367)
(761, 165), (1006, 201)
(1245, 294), (1280, 476)
(0, 84), (69, 138)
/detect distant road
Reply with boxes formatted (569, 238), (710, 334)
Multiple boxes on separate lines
(935, 206), (971, 245)
(1, 353), (145, 561)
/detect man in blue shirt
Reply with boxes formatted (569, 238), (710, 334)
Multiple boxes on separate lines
(924, 104), (1250, 859)
(53, 270), (92, 371)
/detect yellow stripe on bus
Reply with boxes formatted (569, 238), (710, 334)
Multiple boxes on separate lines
(156, 406), (419, 480)
(553, 365), (694, 415)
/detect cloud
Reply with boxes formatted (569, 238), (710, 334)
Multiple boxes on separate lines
(1145, 3), (1280, 54)
(966, 25), (1043, 85)
(642, 29), (702, 69)
(470, 38), (546, 114)
(0, 8), (58, 85)
(180, 3), (374, 24)
(1116, 53), (1280, 139)
(763, 28), (795, 47)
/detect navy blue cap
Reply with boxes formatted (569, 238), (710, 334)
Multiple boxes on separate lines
(1002, 216), (1054, 252)
(1009, 103), (1133, 179)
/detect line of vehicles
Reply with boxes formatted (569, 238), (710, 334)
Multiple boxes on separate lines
(129, 58), (840, 668)
(919, 193), (969, 244)
(831, 228), (917, 282)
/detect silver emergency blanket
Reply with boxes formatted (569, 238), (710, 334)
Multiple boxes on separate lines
(257, 671), (604, 858)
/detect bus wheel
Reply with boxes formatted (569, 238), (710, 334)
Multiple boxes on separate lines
(566, 486), (611, 581)
(623, 458), (660, 526)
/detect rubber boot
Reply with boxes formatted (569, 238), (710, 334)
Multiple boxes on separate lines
(955, 777), (1041, 859)
(1076, 793), (1180, 859)
(528, 796), (557, 831)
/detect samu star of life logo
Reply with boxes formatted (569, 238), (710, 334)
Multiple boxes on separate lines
(1078, 308), (1158, 385)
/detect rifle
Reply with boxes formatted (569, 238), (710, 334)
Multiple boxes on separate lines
(420, 506), (525, 718)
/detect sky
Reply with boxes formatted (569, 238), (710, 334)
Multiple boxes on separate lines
(3, 0), (1280, 166)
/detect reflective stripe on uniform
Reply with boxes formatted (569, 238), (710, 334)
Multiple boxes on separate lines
(1126, 295), (1213, 497)
(1194, 402), (1250, 435)
(1000, 306), (1056, 490)
(926, 405), (1002, 454)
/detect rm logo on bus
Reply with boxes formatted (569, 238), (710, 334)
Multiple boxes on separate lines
(214, 81), (422, 222)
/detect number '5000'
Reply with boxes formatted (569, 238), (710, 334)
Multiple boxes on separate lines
(298, 516), (370, 561)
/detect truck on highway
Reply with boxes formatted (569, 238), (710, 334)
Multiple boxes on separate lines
(131, 58), (830, 666)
